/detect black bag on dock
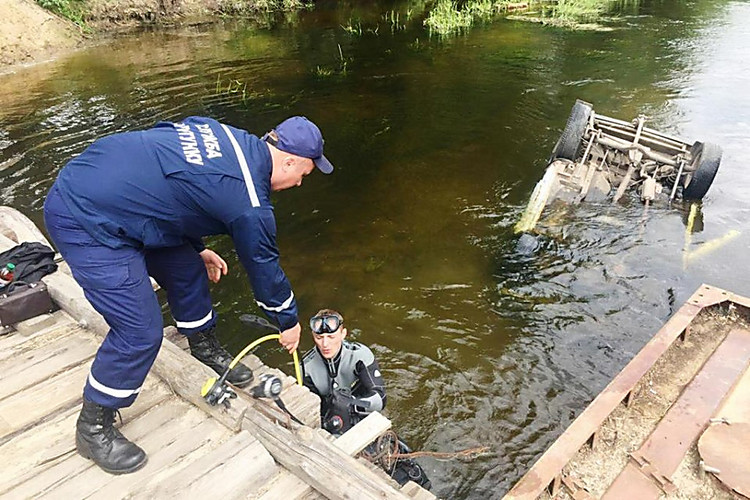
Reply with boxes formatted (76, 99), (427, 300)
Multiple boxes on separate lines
(0, 242), (57, 283)
(0, 281), (54, 326)
(0, 242), (58, 326)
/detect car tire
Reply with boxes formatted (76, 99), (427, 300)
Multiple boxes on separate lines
(550, 100), (593, 161)
(683, 142), (722, 200)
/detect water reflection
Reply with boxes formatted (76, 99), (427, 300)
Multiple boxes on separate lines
(1, 1), (749, 497)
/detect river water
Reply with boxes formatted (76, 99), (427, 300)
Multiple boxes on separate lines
(1, 0), (749, 497)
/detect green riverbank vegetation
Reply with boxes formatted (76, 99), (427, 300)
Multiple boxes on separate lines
(35, 0), (88, 29)
(423, 0), (638, 35)
(34, 0), (310, 31)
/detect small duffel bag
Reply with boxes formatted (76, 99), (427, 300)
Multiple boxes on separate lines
(0, 281), (55, 326)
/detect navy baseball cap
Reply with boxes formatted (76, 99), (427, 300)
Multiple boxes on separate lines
(267, 116), (334, 174)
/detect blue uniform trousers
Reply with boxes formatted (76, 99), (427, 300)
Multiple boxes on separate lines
(44, 184), (216, 408)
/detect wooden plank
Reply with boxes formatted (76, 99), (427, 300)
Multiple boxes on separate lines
(400, 480), (438, 500)
(257, 413), (392, 500)
(334, 411), (392, 456)
(241, 402), (409, 500)
(0, 361), (89, 444)
(43, 400), (211, 498)
(256, 471), (325, 500)
(13, 311), (67, 336)
(88, 419), (232, 499)
(0, 313), (79, 363)
(0, 330), (97, 400)
(163, 325), (187, 350)
(133, 430), (276, 499)
(1, 375), (171, 497)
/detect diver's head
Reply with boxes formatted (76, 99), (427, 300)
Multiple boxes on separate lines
(309, 308), (347, 359)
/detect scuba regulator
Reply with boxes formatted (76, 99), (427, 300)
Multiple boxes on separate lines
(252, 373), (283, 399)
(200, 314), (304, 425)
(200, 372), (237, 408)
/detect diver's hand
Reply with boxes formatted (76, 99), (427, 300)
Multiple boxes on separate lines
(199, 249), (228, 283)
(280, 322), (301, 353)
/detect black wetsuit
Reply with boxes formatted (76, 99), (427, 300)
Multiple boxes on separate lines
(302, 341), (431, 490)
(302, 341), (386, 433)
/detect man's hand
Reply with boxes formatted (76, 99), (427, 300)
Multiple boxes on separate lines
(199, 249), (228, 283)
(279, 322), (301, 353)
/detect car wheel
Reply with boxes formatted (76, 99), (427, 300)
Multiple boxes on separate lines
(550, 100), (593, 161)
(683, 142), (722, 200)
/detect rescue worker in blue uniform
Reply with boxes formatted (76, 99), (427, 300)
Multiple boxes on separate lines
(302, 309), (431, 490)
(43, 115), (334, 475)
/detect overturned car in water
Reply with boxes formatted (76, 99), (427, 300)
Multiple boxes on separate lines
(516, 100), (722, 232)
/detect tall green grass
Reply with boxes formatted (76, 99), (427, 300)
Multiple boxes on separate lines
(424, 0), (638, 35)
(552, 0), (608, 20)
(424, 0), (517, 36)
(35, 0), (87, 29)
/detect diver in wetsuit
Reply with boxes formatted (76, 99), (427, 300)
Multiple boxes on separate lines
(302, 309), (431, 490)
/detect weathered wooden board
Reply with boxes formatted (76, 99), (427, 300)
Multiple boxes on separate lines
(0, 361), (89, 444)
(132, 430), (277, 499)
(0, 311), (79, 363)
(257, 412), (394, 500)
(88, 418), (232, 499)
(242, 406), (409, 500)
(0, 405), (79, 496)
(255, 470), (327, 500)
(43, 400), (211, 498)
(334, 411), (392, 456)
(2, 375), (172, 498)
(401, 480), (438, 499)
(0, 328), (97, 400)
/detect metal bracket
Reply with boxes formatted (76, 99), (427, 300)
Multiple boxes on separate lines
(629, 452), (677, 494)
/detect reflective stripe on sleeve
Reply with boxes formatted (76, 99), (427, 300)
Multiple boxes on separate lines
(174, 310), (213, 329)
(220, 124), (260, 208)
(256, 291), (295, 312)
(88, 373), (142, 399)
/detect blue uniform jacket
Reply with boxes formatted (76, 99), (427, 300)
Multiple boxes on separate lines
(55, 117), (298, 330)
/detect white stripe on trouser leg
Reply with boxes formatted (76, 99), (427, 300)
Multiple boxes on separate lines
(256, 291), (295, 312)
(174, 310), (213, 329)
(88, 373), (142, 399)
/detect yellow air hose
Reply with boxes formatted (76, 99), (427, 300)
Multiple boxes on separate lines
(227, 334), (303, 386)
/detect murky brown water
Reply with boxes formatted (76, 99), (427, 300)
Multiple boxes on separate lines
(1, 1), (749, 496)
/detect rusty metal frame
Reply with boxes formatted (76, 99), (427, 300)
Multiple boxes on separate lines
(503, 284), (750, 500)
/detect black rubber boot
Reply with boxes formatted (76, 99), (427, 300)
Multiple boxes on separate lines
(75, 399), (147, 475)
(188, 326), (254, 388)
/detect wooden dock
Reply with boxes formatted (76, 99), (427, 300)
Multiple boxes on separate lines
(0, 207), (436, 500)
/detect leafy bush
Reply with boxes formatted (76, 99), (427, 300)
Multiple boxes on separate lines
(35, 0), (87, 28)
